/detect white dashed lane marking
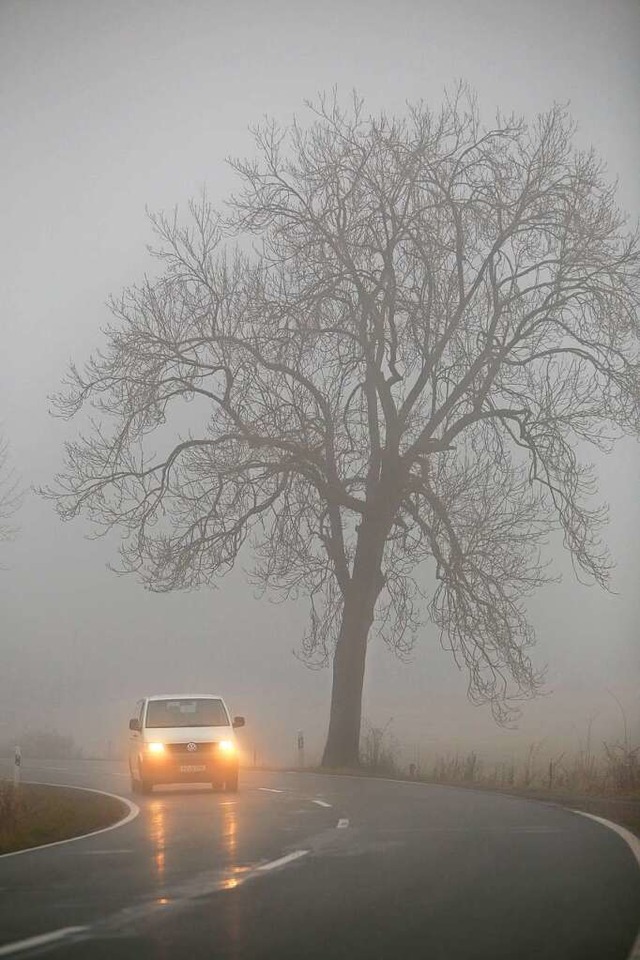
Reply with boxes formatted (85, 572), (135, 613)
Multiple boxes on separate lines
(0, 927), (88, 957)
(257, 850), (309, 871)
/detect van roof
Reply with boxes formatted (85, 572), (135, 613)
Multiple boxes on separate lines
(145, 693), (225, 701)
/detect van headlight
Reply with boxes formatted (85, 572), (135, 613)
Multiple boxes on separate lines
(147, 742), (165, 755)
(218, 740), (235, 754)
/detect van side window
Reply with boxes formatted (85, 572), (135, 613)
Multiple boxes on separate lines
(137, 700), (145, 727)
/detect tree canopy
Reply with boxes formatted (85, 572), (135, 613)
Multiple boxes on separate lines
(47, 90), (640, 764)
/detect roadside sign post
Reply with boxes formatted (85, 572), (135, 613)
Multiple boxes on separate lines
(13, 745), (21, 786)
(297, 731), (304, 769)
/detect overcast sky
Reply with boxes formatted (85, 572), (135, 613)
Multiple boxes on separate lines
(1, 0), (638, 765)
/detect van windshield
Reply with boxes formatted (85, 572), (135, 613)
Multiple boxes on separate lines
(145, 698), (230, 728)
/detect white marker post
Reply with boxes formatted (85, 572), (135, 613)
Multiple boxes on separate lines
(13, 744), (21, 786)
(297, 731), (304, 769)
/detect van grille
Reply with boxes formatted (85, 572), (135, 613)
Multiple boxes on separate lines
(163, 742), (218, 755)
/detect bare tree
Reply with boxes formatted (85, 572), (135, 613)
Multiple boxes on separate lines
(45, 89), (640, 767)
(0, 433), (23, 548)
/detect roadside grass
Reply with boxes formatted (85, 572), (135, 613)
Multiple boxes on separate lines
(0, 781), (128, 855)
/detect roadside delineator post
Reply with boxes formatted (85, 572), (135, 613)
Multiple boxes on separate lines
(13, 744), (21, 786)
(297, 731), (304, 769)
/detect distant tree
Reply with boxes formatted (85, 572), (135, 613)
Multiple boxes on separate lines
(46, 89), (640, 767)
(0, 433), (23, 547)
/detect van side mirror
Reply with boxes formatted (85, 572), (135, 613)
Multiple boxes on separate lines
(129, 718), (141, 731)
(232, 716), (245, 729)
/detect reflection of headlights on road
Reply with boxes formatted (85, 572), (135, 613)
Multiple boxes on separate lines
(218, 740), (235, 754)
(147, 742), (165, 755)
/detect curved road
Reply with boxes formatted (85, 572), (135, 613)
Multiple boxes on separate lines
(1, 759), (639, 959)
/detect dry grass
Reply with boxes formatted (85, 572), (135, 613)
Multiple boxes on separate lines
(0, 781), (127, 854)
(419, 738), (639, 797)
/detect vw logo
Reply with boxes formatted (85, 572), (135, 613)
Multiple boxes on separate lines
(186, 742), (198, 752)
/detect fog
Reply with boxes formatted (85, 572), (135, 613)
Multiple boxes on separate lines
(1, 0), (638, 768)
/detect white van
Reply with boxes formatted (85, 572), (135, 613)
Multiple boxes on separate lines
(128, 694), (245, 794)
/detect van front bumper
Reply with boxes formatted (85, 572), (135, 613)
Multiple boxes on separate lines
(139, 742), (238, 784)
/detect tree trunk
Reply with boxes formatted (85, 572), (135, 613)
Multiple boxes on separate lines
(321, 591), (372, 767)
(321, 513), (389, 768)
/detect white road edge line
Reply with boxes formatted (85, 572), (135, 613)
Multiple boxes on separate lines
(571, 810), (640, 960)
(629, 931), (640, 960)
(337, 818), (349, 828)
(0, 926), (88, 957)
(0, 781), (139, 860)
(312, 799), (332, 808)
(571, 809), (640, 869)
(257, 850), (309, 871)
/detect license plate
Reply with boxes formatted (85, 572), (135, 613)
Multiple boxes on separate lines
(180, 764), (206, 773)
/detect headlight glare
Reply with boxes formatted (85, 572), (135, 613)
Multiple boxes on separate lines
(147, 742), (165, 755)
(218, 740), (235, 754)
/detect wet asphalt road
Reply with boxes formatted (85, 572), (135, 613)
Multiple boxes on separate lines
(1, 760), (639, 959)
